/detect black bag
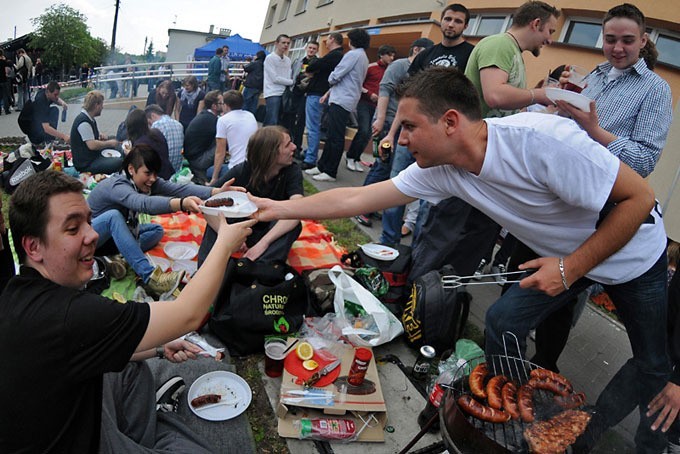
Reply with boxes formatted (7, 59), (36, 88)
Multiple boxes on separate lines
(401, 265), (471, 353)
(282, 87), (296, 114)
(209, 259), (309, 356)
(0, 154), (51, 194)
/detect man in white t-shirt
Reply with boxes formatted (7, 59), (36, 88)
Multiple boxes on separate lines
(252, 67), (670, 453)
(209, 90), (258, 185)
(263, 34), (293, 126)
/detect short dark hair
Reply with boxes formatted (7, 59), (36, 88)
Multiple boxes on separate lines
(46, 81), (61, 93)
(603, 3), (646, 33)
(222, 89), (244, 110)
(125, 108), (149, 142)
(215, 47), (223, 56)
(256, 50), (266, 60)
(442, 3), (471, 25)
(203, 90), (221, 110)
(144, 104), (165, 117)
(307, 41), (319, 47)
(9, 171), (84, 264)
(276, 34), (291, 43)
(378, 45), (396, 56)
(328, 33), (344, 47)
(347, 29), (370, 50)
(513, 1), (560, 27)
(397, 67), (482, 122)
(123, 144), (162, 178)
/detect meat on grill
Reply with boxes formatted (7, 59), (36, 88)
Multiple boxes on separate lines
(518, 383), (536, 423)
(528, 377), (571, 397)
(554, 391), (586, 410)
(524, 409), (591, 454)
(530, 369), (573, 394)
(457, 394), (511, 423)
(486, 375), (509, 410)
(469, 363), (489, 399)
(501, 381), (520, 419)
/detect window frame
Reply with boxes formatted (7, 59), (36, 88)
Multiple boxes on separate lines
(558, 17), (603, 48)
(278, 0), (292, 22)
(317, 0), (332, 7)
(464, 14), (513, 37)
(295, 0), (308, 15)
(265, 4), (278, 28)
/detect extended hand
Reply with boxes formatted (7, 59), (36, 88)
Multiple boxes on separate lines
(648, 382), (680, 432)
(518, 257), (570, 296)
(182, 196), (204, 213)
(163, 339), (204, 363)
(216, 177), (246, 194)
(248, 194), (279, 222)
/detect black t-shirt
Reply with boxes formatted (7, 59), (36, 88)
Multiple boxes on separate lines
(408, 41), (475, 75)
(183, 110), (218, 160)
(32, 89), (52, 125)
(0, 60), (12, 83)
(0, 267), (150, 453)
(305, 48), (343, 96)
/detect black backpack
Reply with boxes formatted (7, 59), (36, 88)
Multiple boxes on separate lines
(401, 265), (471, 353)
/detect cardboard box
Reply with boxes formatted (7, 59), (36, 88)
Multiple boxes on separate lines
(277, 343), (388, 442)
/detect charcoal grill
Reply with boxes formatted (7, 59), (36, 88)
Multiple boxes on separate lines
(439, 333), (584, 454)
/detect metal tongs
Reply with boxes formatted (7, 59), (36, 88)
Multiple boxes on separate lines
(441, 269), (536, 289)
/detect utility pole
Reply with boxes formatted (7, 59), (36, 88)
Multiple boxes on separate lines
(111, 0), (120, 52)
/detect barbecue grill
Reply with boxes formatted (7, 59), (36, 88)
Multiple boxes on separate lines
(439, 334), (588, 453)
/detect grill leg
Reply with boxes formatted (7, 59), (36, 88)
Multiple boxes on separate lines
(398, 412), (439, 454)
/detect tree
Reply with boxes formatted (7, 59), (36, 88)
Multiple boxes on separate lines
(145, 41), (155, 62)
(31, 4), (109, 80)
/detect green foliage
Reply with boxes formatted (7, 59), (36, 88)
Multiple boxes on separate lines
(145, 41), (155, 62)
(31, 4), (109, 74)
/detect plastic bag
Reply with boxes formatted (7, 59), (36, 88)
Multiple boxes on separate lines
(328, 265), (403, 347)
(171, 167), (194, 184)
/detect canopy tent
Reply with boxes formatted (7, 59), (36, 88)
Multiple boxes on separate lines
(193, 34), (266, 60)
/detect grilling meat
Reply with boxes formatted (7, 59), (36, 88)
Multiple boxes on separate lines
(528, 377), (571, 397)
(524, 409), (591, 454)
(486, 375), (509, 410)
(205, 197), (235, 208)
(554, 391), (586, 410)
(457, 394), (511, 423)
(518, 383), (536, 423)
(469, 363), (489, 399)
(530, 369), (573, 393)
(501, 381), (520, 419)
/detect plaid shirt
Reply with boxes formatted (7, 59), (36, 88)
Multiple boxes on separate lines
(152, 115), (184, 173)
(582, 58), (673, 177)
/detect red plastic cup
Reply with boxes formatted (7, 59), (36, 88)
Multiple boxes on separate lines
(264, 338), (287, 378)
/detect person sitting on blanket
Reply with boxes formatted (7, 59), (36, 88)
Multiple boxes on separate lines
(198, 126), (303, 266)
(87, 144), (238, 297)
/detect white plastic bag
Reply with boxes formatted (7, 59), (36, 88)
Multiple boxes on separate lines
(328, 265), (403, 347)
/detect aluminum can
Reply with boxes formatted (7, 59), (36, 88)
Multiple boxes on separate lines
(412, 345), (436, 381)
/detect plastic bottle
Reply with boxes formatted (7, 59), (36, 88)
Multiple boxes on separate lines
(417, 368), (456, 432)
(294, 417), (357, 441)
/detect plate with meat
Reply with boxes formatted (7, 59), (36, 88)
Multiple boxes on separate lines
(200, 191), (257, 218)
(187, 370), (252, 421)
(360, 243), (399, 261)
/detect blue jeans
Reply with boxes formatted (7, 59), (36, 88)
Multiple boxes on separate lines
(347, 102), (375, 160)
(316, 103), (350, 178)
(242, 87), (261, 116)
(304, 95), (323, 165)
(486, 252), (670, 453)
(264, 95), (282, 126)
(207, 80), (221, 92)
(93, 210), (165, 282)
(380, 143), (415, 245)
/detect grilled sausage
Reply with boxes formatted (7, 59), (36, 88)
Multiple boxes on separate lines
(518, 384), (535, 423)
(501, 382), (520, 420)
(528, 377), (571, 397)
(205, 197), (234, 208)
(190, 393), (221, 408)
(469, 363), (489, 399)
(486, 375), (509, 410)
(554, 391), (586, 409)
(457, 394), (511, 423)
(530, 368), (573, 393)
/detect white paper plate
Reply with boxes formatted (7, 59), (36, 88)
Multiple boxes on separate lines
(545, 87), (592, 112)
(200, 191), (257, 218)
(187, 371), (252, 421)
(172, 259), (197, 275)
(163, 242), (199, 261)
(146, 255), (171, 272)
(101, 149), (122, 158)
(360, 243), (399, 261)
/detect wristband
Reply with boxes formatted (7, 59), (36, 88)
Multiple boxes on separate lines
(558, 257), (569, 291)
(179, 197), (185, 212)
(156, 346), (165, 359)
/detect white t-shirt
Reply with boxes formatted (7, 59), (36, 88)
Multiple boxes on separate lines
(392, 112), (666, 285)
(215, 109), (258, 168)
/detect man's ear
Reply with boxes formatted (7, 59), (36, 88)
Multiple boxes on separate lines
(21, 236), (44, 263)
(442, 109), (460, 133)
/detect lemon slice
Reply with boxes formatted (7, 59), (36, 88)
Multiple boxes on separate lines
(296, 341), (314, 360)
(303, 359), (319, 371)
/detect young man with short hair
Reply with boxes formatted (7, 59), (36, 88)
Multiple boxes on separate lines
(183, 89), (223, 183)
(263, 34), (293, 126)
(284, 41), (319, 153)
(27, 80), (70, 145)
(207, 47), (224, 91)
(0, 170), (255, 452)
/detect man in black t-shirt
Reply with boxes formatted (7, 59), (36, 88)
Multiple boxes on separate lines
(183, 90), (223, 184)
(0, 171), (255, 452)
(0, 51), (14, 115)
(28, 81), (70, 145)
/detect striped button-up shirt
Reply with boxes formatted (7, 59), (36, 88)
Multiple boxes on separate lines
(152, 115), (184, 173)
(582, 58), (672, 177)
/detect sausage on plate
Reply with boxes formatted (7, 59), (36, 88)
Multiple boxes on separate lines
(190, 393), (221, 408)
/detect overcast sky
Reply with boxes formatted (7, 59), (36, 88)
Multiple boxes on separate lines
(1, 0), (270, 54)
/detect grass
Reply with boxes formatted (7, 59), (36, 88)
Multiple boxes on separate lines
(59, 86), (91, 102)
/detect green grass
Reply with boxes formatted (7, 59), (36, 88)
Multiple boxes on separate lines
(59, 86), (91, 102)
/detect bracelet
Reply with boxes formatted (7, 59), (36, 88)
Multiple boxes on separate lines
(558, 257), (569, 291)
(155, 346), (165, 359)
(529, 89), (535, 105)
(179, 197), (185, 212)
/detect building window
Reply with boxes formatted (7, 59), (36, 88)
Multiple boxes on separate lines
(288, 34), (319, 63)
(466, 14), (512, 37)
(279, 0), (291, 21)
(265, 4), (277, 28)
(295, 0), (308, 15)
(561, 19), (602, 47)
(655, 33), (680, 68)
(317, 0), (332, 7)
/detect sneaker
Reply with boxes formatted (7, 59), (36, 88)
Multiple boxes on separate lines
(156, 376), (186, 413)
(491, 264), (507, 285)
(473, 259), (487, 280)
(305, 166), (321, 176)
(312, 172), (336, 182)
(105, 255), (128, 280)
(301, 161), (316, 170)
(146, 267), (185, 297)
(355, 214), (372, 227)
(346, 159), (357, 171)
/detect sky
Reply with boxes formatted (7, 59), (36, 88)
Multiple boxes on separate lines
(1, 0), (270, 54)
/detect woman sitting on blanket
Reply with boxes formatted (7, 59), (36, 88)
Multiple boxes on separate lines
(198, 126), (303, 266)
(87, 144), (236, 297)
(125, 109), (174, 180)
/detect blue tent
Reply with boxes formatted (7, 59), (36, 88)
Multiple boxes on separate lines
(194, 34), (266, 60)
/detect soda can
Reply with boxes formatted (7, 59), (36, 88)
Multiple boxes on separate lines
(380, 142), (392, 162)
(412, 345), (436, 381)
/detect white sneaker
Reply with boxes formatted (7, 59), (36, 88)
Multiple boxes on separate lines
(305, 167), (321, 176)
(473, 259), (487, 280)
(346, 159), (357, 171)
(313, 172), (336, 182)
(492, 264), (507, 285)
(353, 160), (364, 172)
